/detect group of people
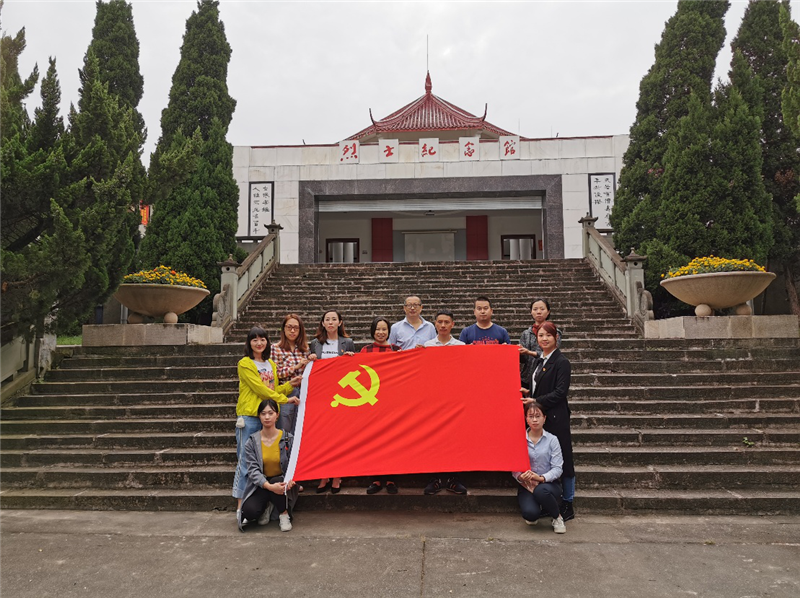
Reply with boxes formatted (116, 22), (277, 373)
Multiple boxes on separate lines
(232, 295), (574, 536)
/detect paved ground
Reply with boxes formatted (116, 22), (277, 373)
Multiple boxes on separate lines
(1, 509), (799, 597)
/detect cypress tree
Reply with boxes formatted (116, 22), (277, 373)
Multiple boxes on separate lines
(84, 0), (145, 138)
(50, 49), (141, 332)
(0, 18), (89, 340)
(611, 0), (729, 256)
(731, 0), (800, 315)
(139, 0), (238, 321)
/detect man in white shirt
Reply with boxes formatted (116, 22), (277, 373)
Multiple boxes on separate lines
(424, 310), (465, 347)
(422, 309), (467, 496)
(389, 295), (436, 349)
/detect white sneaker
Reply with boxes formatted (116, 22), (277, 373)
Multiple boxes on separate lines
(524, 519), (538, 526)
(279, 512), (292, 532)
(552, 515), (566, 534)
(257, 502), (274, 525)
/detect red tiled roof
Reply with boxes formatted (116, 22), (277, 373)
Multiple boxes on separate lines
(347, 72), (515, 140)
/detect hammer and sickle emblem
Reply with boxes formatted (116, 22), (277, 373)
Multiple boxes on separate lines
(331, 365), (380, 408)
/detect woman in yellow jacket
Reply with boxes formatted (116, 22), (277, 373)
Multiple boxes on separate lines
(233, 326), (302, 520)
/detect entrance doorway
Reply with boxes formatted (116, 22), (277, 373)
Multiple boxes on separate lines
(326, 238), (360, 263)
(501, 235), (536, 260)
(404, 231), (456, 261)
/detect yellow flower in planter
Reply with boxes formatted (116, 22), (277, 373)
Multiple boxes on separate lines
(663, 257), (766, 280)
(122, 266), (207, 289)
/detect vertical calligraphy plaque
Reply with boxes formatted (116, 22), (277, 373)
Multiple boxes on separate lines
(588, 173), (616, 230)
(248, 181), (274, 236)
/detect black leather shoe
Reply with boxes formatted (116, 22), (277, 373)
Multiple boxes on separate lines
(315, 480), (331, 494)
(331, 479), (342, 494)
(386, 482), (398, 495)
(366, 482), (382, 495)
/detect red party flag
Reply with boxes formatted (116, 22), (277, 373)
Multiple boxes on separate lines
(285, 344), (529, 480)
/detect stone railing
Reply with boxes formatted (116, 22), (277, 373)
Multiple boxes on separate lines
(212, 223), (282, 334)
(579, 214), (653, 332)
(1, 324), (57, 404)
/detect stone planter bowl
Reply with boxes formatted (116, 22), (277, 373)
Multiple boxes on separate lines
(660, 270), (776, 317)
(114, 283), (210, 324)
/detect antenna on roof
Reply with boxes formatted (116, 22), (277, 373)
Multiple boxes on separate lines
(426, 35), (429, 71)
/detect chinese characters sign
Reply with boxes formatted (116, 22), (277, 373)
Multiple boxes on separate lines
(459, 137), (480, 161)
(419, 138), (440, 161)
(588, 173), (616, 230)
(339, 140), (360, 164)
(499, 136), (520, 160)
(379, 139), (399, 163)
(248, 181), (274, 236)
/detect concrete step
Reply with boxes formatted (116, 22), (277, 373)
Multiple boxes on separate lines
(570, 384), (800, 400)
(574, 428), (800, 446)
(571, 398), (800, 413)
(3, 446), (797, 469)
(1, 465), (797, 491)
(1, 487), (796, 515)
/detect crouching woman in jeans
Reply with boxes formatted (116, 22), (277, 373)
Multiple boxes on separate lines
(239, 399), (299, 532)
(512, 401), (567, 534)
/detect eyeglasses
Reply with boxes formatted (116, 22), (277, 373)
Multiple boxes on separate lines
(285, 325), (300, 331)
(405, 303), (421, 308)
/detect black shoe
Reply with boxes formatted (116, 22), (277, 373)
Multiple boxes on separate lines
(445, 477), (467, 495)
(315, 480), (331, 494)
(386, 482), (398, 495)
(424, 478), (442, 495)
(331, 479), (341, 494)
(366, 482), (382, 495)
(560, 500), (575, 522)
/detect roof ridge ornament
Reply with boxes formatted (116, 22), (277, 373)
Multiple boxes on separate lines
(425, 71), (432, 94)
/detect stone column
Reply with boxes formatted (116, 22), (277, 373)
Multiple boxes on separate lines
(623, 249), (647, 318)
(578, 213), (598, 259)
(218, 255), (240, 323)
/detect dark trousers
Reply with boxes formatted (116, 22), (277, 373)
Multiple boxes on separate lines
(241, 486), (288, 521)
(517, 481), (562, 521)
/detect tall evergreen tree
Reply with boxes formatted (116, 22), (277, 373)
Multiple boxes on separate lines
(84, 0), (145, 139)
(731, 0), (800, 315)
(645, 87), (773, 295)
(0, 16), (89, 340)
(139, 0), (238, 320)
(50, 49), (141, 332)
(611, 0), (729, 256)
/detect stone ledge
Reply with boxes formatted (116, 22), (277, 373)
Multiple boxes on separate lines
(82, 324), (223, 347)
(644, 315), (799, 339)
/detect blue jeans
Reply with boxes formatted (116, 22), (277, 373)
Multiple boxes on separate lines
(277, 389), (299, 434)
(562, 476), (575, 502)
(518, 481), (562, 521)
(232, 415), (262, 499)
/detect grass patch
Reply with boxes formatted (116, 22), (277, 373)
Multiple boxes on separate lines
(57, 335), (82, 345)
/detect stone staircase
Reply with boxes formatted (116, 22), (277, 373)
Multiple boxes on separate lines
(1, 260), (799, 515)
(227, 260), (639, 343)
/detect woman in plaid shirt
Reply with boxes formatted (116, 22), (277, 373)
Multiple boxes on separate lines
(271, 314), (315, 434)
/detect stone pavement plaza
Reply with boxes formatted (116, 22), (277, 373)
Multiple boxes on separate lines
(1, 510), (798, 597)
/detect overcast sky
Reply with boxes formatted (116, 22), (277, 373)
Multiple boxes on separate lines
(3, 1), (770, 162)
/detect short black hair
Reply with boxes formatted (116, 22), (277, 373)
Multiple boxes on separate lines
(257, 398), (280, 416)
(245, 326), (270, 360)
(434, 310), (455, 321)
(529, 298), (552, 315)
(370, 316), (392, 340)
(475, 296), (491, 307)
(524, 401), (547, 417)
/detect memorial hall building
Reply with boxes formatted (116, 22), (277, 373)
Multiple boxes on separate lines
(232, 73), (629, 264)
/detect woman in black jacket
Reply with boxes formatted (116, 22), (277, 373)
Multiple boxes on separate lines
(521, 320), (575, 522)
